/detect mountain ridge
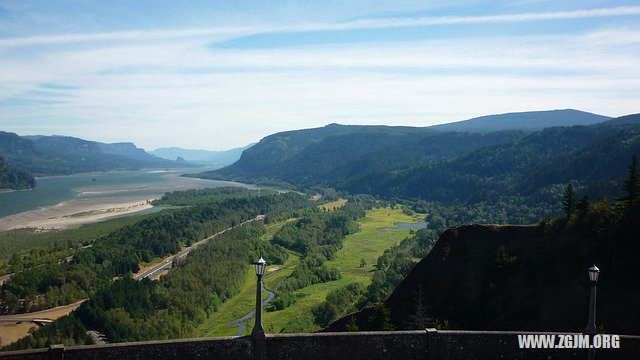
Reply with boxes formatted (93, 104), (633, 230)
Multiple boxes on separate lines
(429, 109), (611, 132)
(150, 143), (254, 164)
(0, 132), (189, 177)
(192, 110), (636, 203)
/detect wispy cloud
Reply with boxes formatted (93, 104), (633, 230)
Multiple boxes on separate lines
(1, 6), (640, 48)
(0, 3), (639, 150)
(1, 25), (639, 149)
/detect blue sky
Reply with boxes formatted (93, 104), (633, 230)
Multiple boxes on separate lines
(0, 0), (639, 150)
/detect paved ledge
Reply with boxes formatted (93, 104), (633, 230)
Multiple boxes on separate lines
(1, 330), (638, 360)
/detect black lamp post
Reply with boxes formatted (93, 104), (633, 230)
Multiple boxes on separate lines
(584, 264), (600, 336)
(252, 257), (266, 337)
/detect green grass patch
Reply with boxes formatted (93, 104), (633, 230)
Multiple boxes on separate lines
(198, 219), (301, 337)
(199, 207), (424, 336)
(263, 207), (422, 333)
(319, 198), (347, 211)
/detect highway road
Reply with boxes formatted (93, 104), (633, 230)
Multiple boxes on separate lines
(0, 318), (53, 325)
(134, 215), (266, 280)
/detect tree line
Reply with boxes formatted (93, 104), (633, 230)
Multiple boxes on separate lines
(0, 192), (310, 314)
(3, 193), (311, 350)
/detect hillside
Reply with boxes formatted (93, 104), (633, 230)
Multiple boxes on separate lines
(150, 143), (254, 164)
(193, 125), (526, 185)
(429, 109), (610, 132)
(328, 206), (640, 334)
(210, 124), (397, 178)
(357, 119), (640, 202)
(0, 132), (188, 176)
(193, 112), (640, 204)
(0, 156), (35, 191)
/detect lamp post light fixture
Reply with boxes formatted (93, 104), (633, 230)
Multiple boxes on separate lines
(584, 264), (600, 336)
(252, 257), (267, 337)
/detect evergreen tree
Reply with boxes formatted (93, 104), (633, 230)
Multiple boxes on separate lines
(345, 316), (359, 332)
(577, 195), (591, 217)
(368, 304), (394, 331)
(620, 154), (640, 211)
(406, 283), (429, 329)
(562, 183), (577, 218)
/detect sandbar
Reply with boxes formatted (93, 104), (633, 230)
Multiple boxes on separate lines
(0, 196), (159, 231)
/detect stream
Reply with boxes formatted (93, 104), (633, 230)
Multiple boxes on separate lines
(204, 270), (278, 337)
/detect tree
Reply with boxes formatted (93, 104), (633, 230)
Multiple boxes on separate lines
(345, 316), (359, 332)
(577, 195), (590, 217)
(360, 258), (367, 268)
(406, 283), (429, 329)
(562, 183), (577, 218)
(620, 154), (640, 211)
(368, 304), (394, 331)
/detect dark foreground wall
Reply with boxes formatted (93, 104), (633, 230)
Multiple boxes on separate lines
(1, 330), (638, 360)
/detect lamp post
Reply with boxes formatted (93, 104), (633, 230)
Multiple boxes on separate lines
(584, 264), (600, 336)
(252, 257), (266, 337)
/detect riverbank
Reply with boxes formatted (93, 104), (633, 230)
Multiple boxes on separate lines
(0, 196), (158, 231)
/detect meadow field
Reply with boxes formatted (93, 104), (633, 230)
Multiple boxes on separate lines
(200, 206), (424, 336)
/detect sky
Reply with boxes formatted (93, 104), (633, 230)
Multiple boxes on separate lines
(0, 1), (639, 151)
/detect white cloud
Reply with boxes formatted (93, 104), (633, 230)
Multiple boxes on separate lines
(0, 13), (639, 149)
(1, 6), (640, 48)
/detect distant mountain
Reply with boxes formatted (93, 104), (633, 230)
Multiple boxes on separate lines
(0, 132), (189, 177)
(98, 142), (165, 162)
(216, 124), (391, 176)
(193, 124), (525, 185)
(328, 219), (640, 334)
(598, 113), (640, 127)
(192, 112), (640, 205)
(150, 143), (254, 165)
(0, 155), (35, 190)
(429, 109), (611, 132)
(354, 116), (640, 202)
(199, 110), (607, 183)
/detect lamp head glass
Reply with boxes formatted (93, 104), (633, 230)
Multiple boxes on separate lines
(588, 264), (600, 282)
(255, 257), (266, 276)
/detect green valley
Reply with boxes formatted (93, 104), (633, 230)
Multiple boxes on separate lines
(199, 206), (425, 336)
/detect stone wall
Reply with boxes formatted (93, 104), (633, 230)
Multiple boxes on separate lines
(0, 330), (638, 360)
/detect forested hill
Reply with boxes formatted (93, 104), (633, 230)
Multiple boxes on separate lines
(362, 117), (640, 202)
(0, 132), (189, 177)
(213, 123), (427, 177)
(0, 156), (35, 190)
(192, 112), (638, 203)
(194, 110), (608, 184)
(327, 193), (640, 334)
(429, 109), (610, 132)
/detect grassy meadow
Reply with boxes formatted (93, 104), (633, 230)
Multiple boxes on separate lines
(200, 206), (424, 336)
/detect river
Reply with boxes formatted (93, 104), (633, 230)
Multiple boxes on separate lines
(0, 167), (258, 219)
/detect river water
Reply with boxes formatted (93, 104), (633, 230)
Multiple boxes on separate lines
(0, 168), (257, 218)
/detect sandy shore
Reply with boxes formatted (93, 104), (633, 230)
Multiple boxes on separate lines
(0, 196), (159, 231)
